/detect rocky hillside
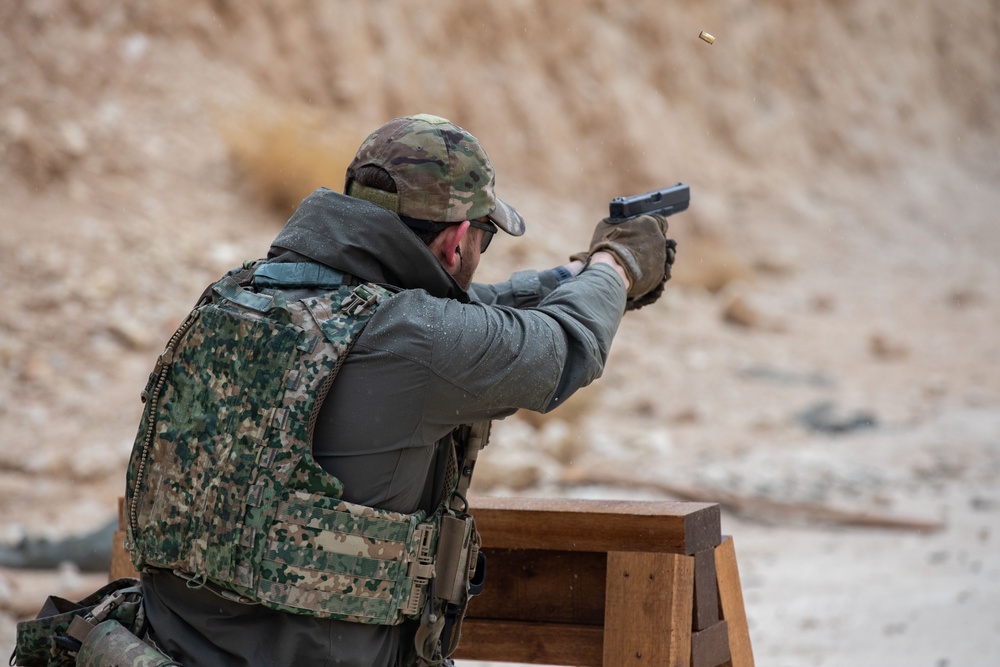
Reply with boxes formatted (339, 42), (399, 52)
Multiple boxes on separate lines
(2, 1), (999, 664)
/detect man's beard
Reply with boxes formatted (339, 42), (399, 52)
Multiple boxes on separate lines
(454, 247), (474, 291)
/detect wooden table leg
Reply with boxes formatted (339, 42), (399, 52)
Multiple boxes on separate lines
(603, 551), (695, 667)
(715, 537), (754, 667)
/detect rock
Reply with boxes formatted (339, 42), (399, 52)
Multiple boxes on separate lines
(18, 353), (55, 383)
(722, 295), (760, 328)
(870, 333), (908, 360)
(796, 401), (878, 435)
(106, 319), (153, 351)
(739, 366), (835, 387)
(2, 107), (30, 141)
(948, 288), (983, 309)
(59, 121), (89, 158)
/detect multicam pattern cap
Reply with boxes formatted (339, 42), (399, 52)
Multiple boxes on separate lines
(346, 114), (525, 236)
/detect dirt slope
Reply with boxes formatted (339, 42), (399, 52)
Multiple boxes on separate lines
(1, 1), (999, 664)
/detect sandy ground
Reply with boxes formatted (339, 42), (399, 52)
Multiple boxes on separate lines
(1, 2), (999, 665)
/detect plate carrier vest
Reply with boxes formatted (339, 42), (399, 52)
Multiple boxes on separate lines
(125, 263), (486, 661)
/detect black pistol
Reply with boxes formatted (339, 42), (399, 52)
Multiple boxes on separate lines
(608, 182), (690, 222)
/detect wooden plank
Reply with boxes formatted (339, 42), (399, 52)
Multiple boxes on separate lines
(715, 536), (755, 667)
(693, 547), (720, 631)
(602, 551), (694, 667)
(471, 496), (722, 555)
(453, 619), (603, 666)
(692, 621), (731, 667)
(465, 548), (606, 625)
(668, 554), (695, 667)
(110, 530), (140, 580)
(111, 497), (139, 580)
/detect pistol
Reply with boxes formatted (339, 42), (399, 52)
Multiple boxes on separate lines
(608, 182), (690, 222)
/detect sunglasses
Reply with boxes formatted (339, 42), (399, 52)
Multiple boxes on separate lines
(403, 216), (497, 253)
(467, 219), (497, 253)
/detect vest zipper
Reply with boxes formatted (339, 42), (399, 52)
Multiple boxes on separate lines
(129, 309), (202, 538)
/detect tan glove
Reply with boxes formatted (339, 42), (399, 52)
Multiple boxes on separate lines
(571, 214), (677, 310)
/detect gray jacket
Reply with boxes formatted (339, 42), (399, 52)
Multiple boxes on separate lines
(141, 188), (626, 666)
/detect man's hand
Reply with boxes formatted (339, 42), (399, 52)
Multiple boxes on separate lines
(573, 214), (676, 310)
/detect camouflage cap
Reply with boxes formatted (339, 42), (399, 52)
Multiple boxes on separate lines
(345, 114), (526, 236)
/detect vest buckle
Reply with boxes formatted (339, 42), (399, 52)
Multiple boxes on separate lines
(402, 523), (437, 617)
(342, 284), (380, 316)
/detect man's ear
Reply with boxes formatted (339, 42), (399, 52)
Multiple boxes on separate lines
(429, 221), (470, 273)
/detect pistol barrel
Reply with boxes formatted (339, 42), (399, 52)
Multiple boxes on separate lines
(609, 183), (690, 221)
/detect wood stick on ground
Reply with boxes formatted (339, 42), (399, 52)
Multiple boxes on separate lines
(559, 467), (946, 533)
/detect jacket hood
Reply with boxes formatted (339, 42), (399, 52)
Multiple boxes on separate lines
(267, 187), (470, 301)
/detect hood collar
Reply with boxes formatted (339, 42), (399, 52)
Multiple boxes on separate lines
(267, 188), (470, 302)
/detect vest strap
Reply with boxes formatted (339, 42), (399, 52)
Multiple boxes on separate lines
(253, 262), (345, 290)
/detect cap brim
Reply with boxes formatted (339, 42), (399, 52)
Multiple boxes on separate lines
(488, 197), (526, 237)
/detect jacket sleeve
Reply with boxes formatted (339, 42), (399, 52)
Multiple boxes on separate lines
(470, 267), (569, 308)
(416, 263), (626, 422)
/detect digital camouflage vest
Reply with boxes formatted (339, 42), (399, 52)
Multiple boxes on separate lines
(124, 267), (481, 640)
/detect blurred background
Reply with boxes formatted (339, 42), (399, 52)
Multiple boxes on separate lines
(1, 1), (998, 664)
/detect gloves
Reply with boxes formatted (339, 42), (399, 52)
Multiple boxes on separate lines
(572, 214), (677, 311)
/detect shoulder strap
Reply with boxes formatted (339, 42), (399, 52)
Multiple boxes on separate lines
(450, 421), (491, 510)
(193, 259), (265, 307)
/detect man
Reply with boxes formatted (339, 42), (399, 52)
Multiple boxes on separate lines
(124, 114), (673, 666)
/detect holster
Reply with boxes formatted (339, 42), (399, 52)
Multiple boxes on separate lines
(11, 577), (181, 667)
(411, 513), (487, 665)
(76, 620), (179, 667)
(11, 578), (143, 667)
(435, 514), (478, 605)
